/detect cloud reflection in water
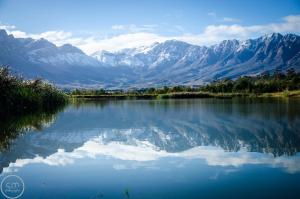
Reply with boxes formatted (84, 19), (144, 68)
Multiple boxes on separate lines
(4, 134), (300, 174)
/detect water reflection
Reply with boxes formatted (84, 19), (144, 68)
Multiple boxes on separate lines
(0, 98), (299, 175)
(4, 135), (300, 174)
(0, 107), (63, 152)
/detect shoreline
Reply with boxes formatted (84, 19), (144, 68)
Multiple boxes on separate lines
(69, 90), (300, 100)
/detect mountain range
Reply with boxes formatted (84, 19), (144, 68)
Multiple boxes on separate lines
(0, 29), (299, 88)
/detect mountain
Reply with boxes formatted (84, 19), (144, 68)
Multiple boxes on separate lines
(92, 33), (300, 87)
(0, 29), (299, 88)
(0, 30), (101, 68)
(0, 29), (143, 88)
(0, 29), (107, 85)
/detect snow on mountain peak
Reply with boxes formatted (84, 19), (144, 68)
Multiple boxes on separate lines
(1, 28), (299, 88)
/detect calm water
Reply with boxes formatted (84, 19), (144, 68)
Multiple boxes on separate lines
(0, 98), (300, 199)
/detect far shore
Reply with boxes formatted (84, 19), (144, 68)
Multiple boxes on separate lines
(69, 90), (300, 100)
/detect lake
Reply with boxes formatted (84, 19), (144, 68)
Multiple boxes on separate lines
(0, 98), (300, 199)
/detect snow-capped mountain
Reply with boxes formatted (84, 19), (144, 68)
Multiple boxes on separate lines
(91, 33), (300, 87)
(27, 41), (99, 66)
(92, 40), (198, 69)
(0, 29), (111, 85)
(91, 42), (161, 67)
(0, 29), (299, 88)
(0, 30), (99, 68)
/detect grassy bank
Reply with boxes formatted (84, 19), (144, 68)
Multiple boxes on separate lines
(70, 90), (300, 100)
(0, 67), (68, 114)
(257, 90), (300, 97)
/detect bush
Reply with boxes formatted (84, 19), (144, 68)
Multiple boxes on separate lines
(0, 66), (67, 114)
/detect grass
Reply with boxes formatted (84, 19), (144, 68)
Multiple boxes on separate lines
(0, 66), (67, 151)
(0, 67), (68, 115)
(257, 90), (300, 98)
(69, 90), (300, 100)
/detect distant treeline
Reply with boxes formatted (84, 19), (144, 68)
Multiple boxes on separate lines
(201, 68), (300, 93)
(0, 67), (67, 114)
(70, 68), (300, 96)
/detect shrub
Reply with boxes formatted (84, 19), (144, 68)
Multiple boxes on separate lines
(0, 66), (67, 114)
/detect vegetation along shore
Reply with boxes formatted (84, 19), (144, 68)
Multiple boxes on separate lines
(70, 68), (300, 99)
(0, 67), (67, 115)
(1, 66), (299, 114)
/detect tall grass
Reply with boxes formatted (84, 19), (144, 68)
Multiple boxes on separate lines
(0, 66), (67, 114)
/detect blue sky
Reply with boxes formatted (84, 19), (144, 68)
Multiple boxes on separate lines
(0, 0), (300, 54)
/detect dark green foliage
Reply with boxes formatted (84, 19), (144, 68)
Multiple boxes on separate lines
(201, 68), (300, 93)
(0, 107), (64, 152)
(160, 92), (211, 99)
(70, 68), (300, 98)
(0, 66), (67, 114)
(71, 88), (107, 95)
(73, 86), (196, 96)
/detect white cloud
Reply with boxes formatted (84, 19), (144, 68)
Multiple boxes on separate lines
(1, 15), (300, 54)
(3, 136), (300, 174)
(0, 24), (16, 30)
(81, 14), (300, 53)
(176, 14), (300, 46)
(78, 32), (167, 53)
(222, 17), (241, 22)
(31, 31), (73, 45)
(0, 23), (75, 46)
(9, 30), (28, 38)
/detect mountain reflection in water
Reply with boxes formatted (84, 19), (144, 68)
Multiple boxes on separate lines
(0, 98), (299, 174)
